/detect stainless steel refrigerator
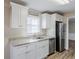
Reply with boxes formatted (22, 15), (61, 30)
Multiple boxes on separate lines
(56, 21), (65, 52)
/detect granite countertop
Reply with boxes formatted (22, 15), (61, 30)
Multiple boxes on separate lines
(10, 36), (55, 46)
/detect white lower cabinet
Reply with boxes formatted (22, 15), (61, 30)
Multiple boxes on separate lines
(10, 43), (36, 59)
(10, 40), (49, 59)
(36, 46), (49, 59)
(36, 40), (49, 59)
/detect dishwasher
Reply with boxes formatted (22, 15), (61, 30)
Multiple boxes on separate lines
(49, 38), (56, 55)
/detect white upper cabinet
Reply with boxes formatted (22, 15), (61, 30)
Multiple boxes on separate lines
(11, 2), (28, 28)
(47, 14), (56, 37)
(47, 13), (64, 38)
(41, 13), (56, 37)
(41, 13), (51, 29)
(55, 13), (64, 21)
(20, 6), (28, 28)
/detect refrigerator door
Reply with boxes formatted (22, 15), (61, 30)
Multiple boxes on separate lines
(59, 23), (64, 51)
(56, 21), (64, 52)
(56, 22), (60, 51)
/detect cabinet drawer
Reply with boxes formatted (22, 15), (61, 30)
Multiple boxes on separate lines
(13, 43), (34, 54)
(13, 49), (35, 59)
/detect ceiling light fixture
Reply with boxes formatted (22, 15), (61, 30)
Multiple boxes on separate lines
(55, 0), (70, 4)
(63, 0), (70, 3)
(49, 0), (70, 4)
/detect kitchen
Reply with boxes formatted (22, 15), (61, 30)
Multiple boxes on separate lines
(4, 0), (75, 59)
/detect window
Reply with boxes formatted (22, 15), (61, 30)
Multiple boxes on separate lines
(26, 15), (40, 35)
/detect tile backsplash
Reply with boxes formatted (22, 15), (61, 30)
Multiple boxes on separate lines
(41, 29), (47, 36)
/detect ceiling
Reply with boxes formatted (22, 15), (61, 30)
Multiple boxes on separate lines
(12, 0), (75, 13)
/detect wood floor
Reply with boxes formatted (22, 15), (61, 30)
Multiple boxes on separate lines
(47, 49), (75, 59)
(47, 40), (75, 59)
(69, 40), (75, 49)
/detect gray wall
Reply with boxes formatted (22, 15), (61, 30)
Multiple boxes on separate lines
(69, 21), (75, 33)
(69, 19), (75, 40)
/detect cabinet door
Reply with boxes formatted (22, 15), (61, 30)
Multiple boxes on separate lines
(11, 3), (28, 28)
(13, 52), (26, 59)
(36, 40), (49, 59)
(41, 14), (50, 29)
(20, 7), (28, 28)
(47, 14), (56, 37)
(41, 15), (47, 29)
(38, 45), (49, 59)
(11, 45), (26, 59)
(56, 14), (63, 21)
(13, 50), (35, 59)
(25, 50), (35, 59)
(11, 4), (20, 28)
(11, 43), (36, 59)
(25, 43), (36, 59)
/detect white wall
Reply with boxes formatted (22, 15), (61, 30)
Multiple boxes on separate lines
(63, 17), (69, 50)
(69, 21), (75, 40)
(69, 33), (75, 40)
(64, 12), (75, 17)
(64, 12), (75, 50)
(64, 12), (75, 40)
(4, 0), (11, 59)
(69, 21), (75, 33)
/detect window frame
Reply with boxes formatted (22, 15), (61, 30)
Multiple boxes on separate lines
(26, 15), (41, 35)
